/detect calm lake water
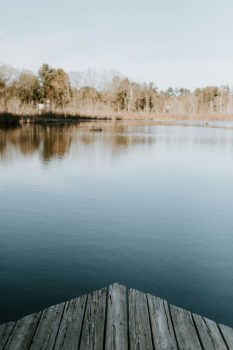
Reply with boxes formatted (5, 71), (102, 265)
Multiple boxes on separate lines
(0, 120), (233, 326)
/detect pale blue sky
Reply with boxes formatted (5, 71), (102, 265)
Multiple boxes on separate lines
(1, 0), (233, 89)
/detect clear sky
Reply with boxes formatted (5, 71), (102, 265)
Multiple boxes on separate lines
(1, 0), (233, 89)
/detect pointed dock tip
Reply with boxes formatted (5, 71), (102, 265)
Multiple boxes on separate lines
(1, 284), (233, 349)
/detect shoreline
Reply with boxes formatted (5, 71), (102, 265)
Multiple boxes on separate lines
(1, 111), (233, 128)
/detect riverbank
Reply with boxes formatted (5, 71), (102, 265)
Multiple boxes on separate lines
(1, 111), (233, 128)
(0, 112), (110, 128)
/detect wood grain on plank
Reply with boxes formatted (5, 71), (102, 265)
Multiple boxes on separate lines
(193, 314), (227, 349)
(29, 302), (65, 350)
(53, 294), (87, 350)
(170, 305), (202, 350)
(79, 287), (107, 350)
(0, 322), (15, 350)
(4, 313), (41, 350)
(219, 324), (233, 350)
(147, 294), (177, 350)
(105, 283), (128, 350)
(129, 288), (153, 350)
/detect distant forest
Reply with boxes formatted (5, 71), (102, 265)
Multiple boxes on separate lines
(0, 63), (233, 118)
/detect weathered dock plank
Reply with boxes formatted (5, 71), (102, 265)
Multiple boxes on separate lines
(79, 287), (107, 350)
(29, 302), (65, 350)
(3, 313), (41, 350)
(193, 314), (227, 350)
(105, 283), (128, 350)
(53, 294), (87, 350)
(219, 324), (233, 350)
(147, 294), (178, 350)
(0, 283), (233, 350)
(0, 322), (15, 349)
(129, 288), (153, 350)
(170, 305), (202, 350)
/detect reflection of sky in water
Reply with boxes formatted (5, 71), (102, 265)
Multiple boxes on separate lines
(0, 121), (233, 326)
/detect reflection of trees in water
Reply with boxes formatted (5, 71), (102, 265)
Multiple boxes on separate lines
(0, 125), (74, 161)
(18, 126), (41, 155)
(0, 126), (41, 157)
(0, 130), (7, 155)
(0, 121), (156, 163)
(42, 126), (73, 161)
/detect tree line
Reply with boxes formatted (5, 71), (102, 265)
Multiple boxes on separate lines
(0, 63), (233, 117)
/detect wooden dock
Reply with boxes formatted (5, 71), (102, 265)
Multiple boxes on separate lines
(0, 283), (233, 349)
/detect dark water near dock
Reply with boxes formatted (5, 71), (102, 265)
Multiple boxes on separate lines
(0, 120), (233, 326)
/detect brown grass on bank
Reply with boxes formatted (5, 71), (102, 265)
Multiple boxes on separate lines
(2, 103), (233, 126)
